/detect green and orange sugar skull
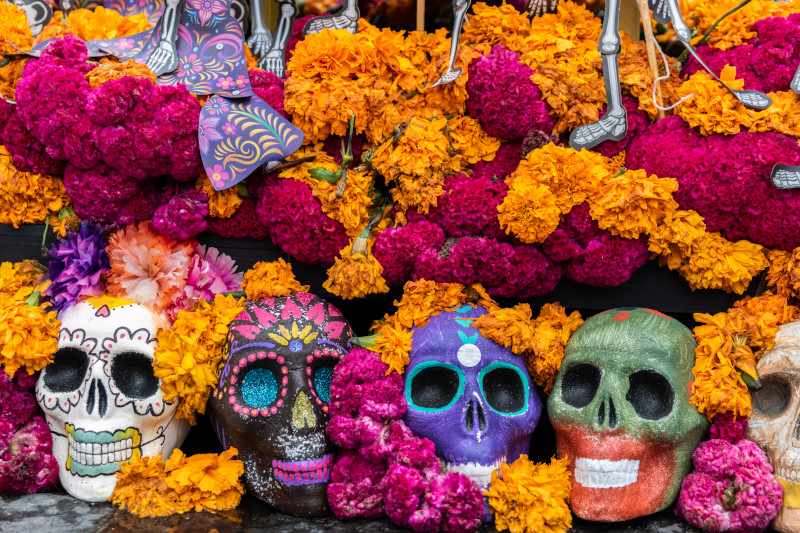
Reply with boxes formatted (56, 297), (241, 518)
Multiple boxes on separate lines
(547, 307), (708, 522)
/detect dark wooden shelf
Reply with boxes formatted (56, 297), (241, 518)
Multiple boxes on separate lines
(0, 224), (758, 334)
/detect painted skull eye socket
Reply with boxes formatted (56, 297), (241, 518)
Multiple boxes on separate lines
(313, 364), (335, 403)
(43, 347), (89, 393)
(560, 363), (601, 409)
(752, 374), (792, 417)
(110, 351), (160, 399)
(241, 367), (279, 408)
(408, 362), (464, 411)
(626, 370), (674, 420)
(480, 362), (528, 415)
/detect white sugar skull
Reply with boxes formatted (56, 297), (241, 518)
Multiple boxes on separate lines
(35, 297), (190, 502)
(748, 320), (800, 533)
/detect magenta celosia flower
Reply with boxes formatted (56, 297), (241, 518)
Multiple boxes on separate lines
(206, 198), (270, 239)
(682, 14), (800, 94)
(710, 413), (748, 443)
(471, 141), (523, 182)
(373, 222), (447, 286)
(443, 237), (514, 286)
(492, 244), (562, 299)
(170, 245), (243, 317)
(249, 70), (288, 119)
(256, 176), (349, 267)
(0, 372), (59, 495)
(326, 348), (483, 531)
(0, 103), (65, 176)
(676, 438), (782, 532)
(428, 174), (509, 241)
(626, 116), (800, 250)
(151, 188), (210, 240)
(13, 35), (203, 190)
(466, 46), (555, 140)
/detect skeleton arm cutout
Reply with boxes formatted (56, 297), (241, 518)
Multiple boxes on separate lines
(11, 0), (52, 37)
(523, 0), (559, 19)
(430, 0), (473, 87)
(247, 0), (272, 57)
(257, 0), (296, 78)
(146, 0), (185, 76)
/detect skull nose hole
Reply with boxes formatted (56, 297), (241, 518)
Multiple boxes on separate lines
(86, 379), (96, 415)
(97, 380), (108, 417)
(597, 401), (605, 426)
(291, 391), (316, 430)
(608, 397), (617, 428)
(476, 401), (486, 431)
(465, 400), (474, 432)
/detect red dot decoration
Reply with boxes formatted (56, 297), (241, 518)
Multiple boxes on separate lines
(643, 308), (671, 319)
(613, 311), (631, 322)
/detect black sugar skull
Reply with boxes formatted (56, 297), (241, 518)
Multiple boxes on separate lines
(208, 293), (353, 517)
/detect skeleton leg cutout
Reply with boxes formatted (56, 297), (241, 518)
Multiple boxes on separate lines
(247, 0), (273, 57)
(430, 0), (472, 87)
(303, 0), (359, 35)
(258, 0), (296, 78)
(569, 0), (626, 151)
(771, 164), (800, 189)
(792, 63), (800, 95)
(146, 0), (184, 76)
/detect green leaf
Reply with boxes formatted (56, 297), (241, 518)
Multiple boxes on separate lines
(737, 368), (762, 390)
(25, 291), (41, 307)
(353, 335), (377, 349)
(308, 167), (343, 184)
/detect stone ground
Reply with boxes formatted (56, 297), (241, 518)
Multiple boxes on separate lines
(0, 491), (703, 533)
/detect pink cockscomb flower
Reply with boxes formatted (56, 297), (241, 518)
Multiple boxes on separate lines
(171, 245), (244, 318)
(105, 221), (196, 313)
(676, 438), (782, 532)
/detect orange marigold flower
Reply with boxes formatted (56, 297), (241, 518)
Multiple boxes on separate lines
(0, 2), (33, 54)
(677, 67), (752, 136)
(472, 303), (537, 355)
(0, 146), (70, 229)
(153, 294), (245, 424)
(0, 294), (58, 377)
(242, 259), (309, 300)
(649, 209), (707, 270)
(372, 322), (414, 375)
(196, 175), (242, 219)
(323, 238), (390, 300)
(85, 59), (157, 88)
(677, 232), (768, 294)
(461, 2), (532, 54)
(65, 7), (151, 40)
(164, 447), (245, 512)
(529, 303), (583, 393)
(485, 455), (572, 533)
(498, 183), (561, 244)
(110, 454), (185, 518)
(385, 279), (466, 331)
(618, 38), (684, 120)
(0, 57), (29, 100)
(507, 144), (612, 215)
(445, 115), (501, 169)
(765, 248), (796, 297)
(589, 168), (680, 240)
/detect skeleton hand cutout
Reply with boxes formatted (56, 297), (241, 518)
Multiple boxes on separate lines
(246, 0), (272, 57)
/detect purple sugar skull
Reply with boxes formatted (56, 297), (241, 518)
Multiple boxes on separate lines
(402, 304), (541, 519)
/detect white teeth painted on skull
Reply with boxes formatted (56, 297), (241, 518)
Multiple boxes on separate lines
(444, 459), (504, 490)
(101, 443), (108, 454)
(93, 443), (101, 454)
(574, 458), (640, 488)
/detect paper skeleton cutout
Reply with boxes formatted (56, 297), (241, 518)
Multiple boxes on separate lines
(568, 0), (772, 151)
(87, 0), (303, 189)
(771, 73), (800, 188)
(5, 0), (51, 37)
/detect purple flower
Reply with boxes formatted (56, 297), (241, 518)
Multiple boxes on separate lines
(466, 46), (555, 140)
(43, 222), (110, 312)
(172, 245), (244, 314)
(198, 115), (222, 154)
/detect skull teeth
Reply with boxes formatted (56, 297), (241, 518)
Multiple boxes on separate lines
(574, 458), (639, 489)
(272, 454), (334, 486)
(776, 467), (800, 483)
(444, 457), (505, 490)
(67, 434), (136, 467)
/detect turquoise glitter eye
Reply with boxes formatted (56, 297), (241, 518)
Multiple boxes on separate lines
(313, 365), (334, 403)
(241, 368), (278, 408)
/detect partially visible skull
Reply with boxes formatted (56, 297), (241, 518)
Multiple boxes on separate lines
(208, 293), (353, 517)
(547, 308), (708, 522)
(748, 320), (800, 533)
(402, 305), (541, 519)
(35, 297), (190, 502)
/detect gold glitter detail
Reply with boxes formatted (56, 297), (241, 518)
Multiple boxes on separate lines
(292, 391), (315, 429)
